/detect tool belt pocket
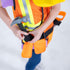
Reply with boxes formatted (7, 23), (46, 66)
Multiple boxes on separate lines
(21, 42), (33, 58)
(34, 39), (47, 54)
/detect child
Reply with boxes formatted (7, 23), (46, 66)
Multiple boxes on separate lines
(0, 0), (65, 70)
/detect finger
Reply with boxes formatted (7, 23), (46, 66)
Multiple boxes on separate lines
(20, 31), (28, 35)
(16, 33), (24, 40)
(19, 35), (24, 40)
(18, 30), (28, 35)
(22, 36), (25, 40)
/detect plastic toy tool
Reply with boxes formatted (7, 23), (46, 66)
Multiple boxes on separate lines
(11, 17), (34, 42)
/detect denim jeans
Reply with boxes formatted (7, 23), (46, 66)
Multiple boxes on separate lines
(25, 50), (41, 70)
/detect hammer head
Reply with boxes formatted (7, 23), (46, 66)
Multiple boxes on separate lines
(11, 17), (27, 26)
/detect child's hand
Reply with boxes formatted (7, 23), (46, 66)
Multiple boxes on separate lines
(28, 28), (43, 43)
(11, 25), (28, 40)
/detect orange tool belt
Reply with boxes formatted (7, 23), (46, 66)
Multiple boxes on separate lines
(21, 11), (66, 58)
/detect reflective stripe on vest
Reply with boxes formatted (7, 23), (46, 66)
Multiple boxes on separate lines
(17, 0), (42, 31)
(22, 0), (31, 24)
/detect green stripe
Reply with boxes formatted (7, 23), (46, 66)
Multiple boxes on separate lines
(22, 0), (32, 24)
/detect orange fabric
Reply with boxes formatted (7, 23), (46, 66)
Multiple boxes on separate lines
(56, 11), (66, 21)
(21, 42), (33, 58)
(12, 0), (23, 18)
(34, 39), (46, 54)
(30, 0), (51, 24)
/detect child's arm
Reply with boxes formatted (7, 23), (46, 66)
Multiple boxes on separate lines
(29, 4), (61, 43)
(38, 4), (61, 32)
(0, 0), (28, 40)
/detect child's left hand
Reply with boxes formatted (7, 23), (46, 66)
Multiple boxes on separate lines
(28, 28), (43, 43)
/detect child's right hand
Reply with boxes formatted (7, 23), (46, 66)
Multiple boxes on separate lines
(11, 25), (28, 40)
